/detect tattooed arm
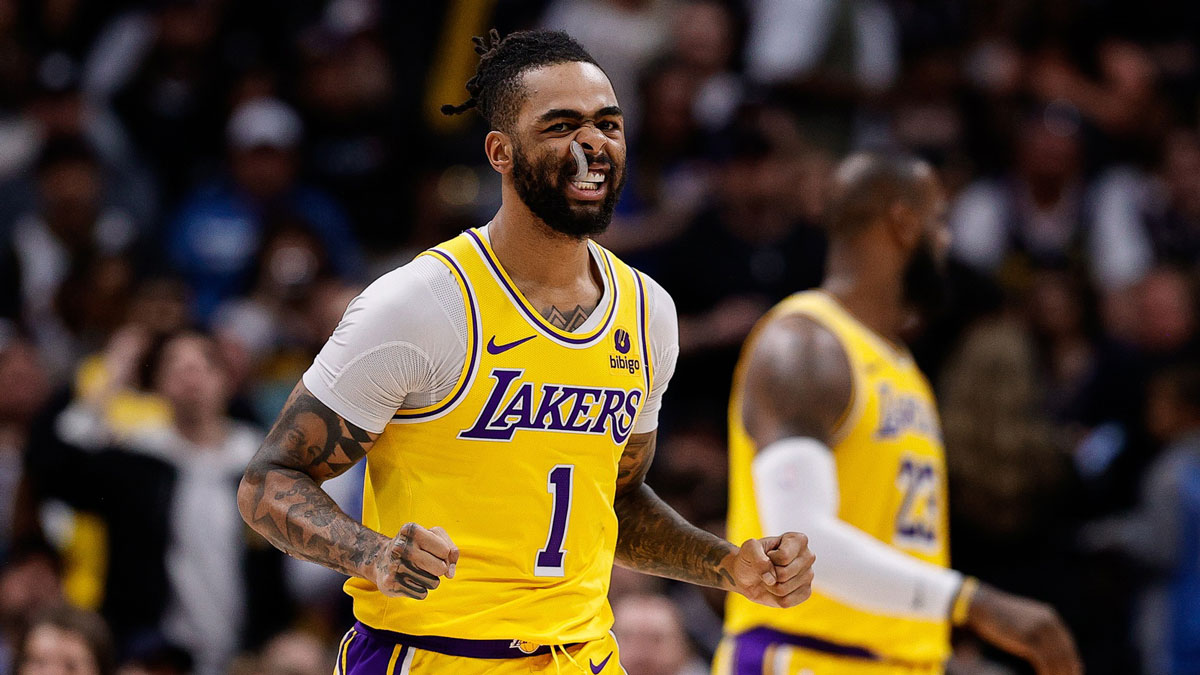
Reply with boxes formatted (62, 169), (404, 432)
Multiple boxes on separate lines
(237, 382), (458, 599)
(612, 430), (815, 607)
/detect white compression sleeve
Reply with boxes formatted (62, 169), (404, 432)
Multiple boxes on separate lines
(752, 437), (963, 621)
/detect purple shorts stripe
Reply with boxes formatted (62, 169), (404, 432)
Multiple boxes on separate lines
(351, 621), (580, 660)
(344, 630), (405, 675)
(731, 627), (879, 673)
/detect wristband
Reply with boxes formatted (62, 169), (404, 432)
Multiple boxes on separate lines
(951, 576), (979, 626)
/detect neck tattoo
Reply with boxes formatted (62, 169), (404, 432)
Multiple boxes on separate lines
(543, 304), (591, 331)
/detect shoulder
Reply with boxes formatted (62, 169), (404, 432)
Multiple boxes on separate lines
(637, 271), (676, 321)
(350, 254), (464, 316)
(752, 311), (849, 379)
(631, 270), (677, 350)
(318, 253), (468, 358)
(741, 310), (853, 444)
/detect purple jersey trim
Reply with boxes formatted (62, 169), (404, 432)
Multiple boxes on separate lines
(633, 270), (651, 394)
(731, 626), (879, 673)
(391, 247), (480, 421)
(464, 228), (617, 347)
(352, 621), (580, 660)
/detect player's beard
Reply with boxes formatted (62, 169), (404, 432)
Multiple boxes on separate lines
(902, 233), (947, 319)
(511, 142), (625, 239)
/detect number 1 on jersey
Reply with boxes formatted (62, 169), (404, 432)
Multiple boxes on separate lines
(534, 464), (574, 577)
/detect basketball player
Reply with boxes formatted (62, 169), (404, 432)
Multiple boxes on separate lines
(238, 30), (814, 675)
(714, 154), (1082, 675)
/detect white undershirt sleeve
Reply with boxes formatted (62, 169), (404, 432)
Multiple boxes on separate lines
(753, 437), (963, 621)
(303, 243), (677, 436)
(632, 275), (679, 435)
(302, 256), (467, 434)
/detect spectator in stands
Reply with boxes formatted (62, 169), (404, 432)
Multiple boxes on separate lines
(0, 135), (141, 380)
(939, 314), (1074, 571)
(950, 110), (1159, 292)
(1139, 129), (1200, 267)
(742, 0), (900, 152)
(1083, 366), (1200, 675)
(541, 0), (673, 135)
(669, 0), (744, 132)
(664, 110), (827, 356)
(255, 631), (330, 675)
(1025, 268), (1100, 421)
(167, 98), (363, 321)
(613, 594), (708, 675)
(655, 109), (828, 421)
(295, 26), (399, 248)
(85, 0), (231, 200)
(25, 330), (290, 675)
(0, 334), (52, 559)
(15, 605), (114, 675)
(1028, 39), (1170, 163)
(1076, 265), (1198, 448)
(598, 57), (708, 260)
(0, 51), (155, 230)
(0, 543), (63, 675)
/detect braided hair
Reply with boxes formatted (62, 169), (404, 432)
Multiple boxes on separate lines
(441, 29), (600, 132)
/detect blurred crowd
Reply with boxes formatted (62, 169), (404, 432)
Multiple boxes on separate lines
(0, 0), (1198, 674)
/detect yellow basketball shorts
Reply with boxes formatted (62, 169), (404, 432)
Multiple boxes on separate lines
(334, 621), (624, 674)
(712, 628), (942, 675)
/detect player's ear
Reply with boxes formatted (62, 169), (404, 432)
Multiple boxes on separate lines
(885, 201), (921, 252)
(485, 130), (514, 174)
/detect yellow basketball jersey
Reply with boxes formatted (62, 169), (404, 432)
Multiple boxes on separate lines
(346, 228), (653, 645)
(724, 290), (951, 666)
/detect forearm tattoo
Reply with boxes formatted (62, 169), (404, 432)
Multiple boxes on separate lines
(239, 384), (392, 586)
(612, 433), (738, 589)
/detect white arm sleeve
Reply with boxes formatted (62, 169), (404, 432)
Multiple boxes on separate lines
(632, 275), (679, 434)
(302, 256), (468, 434)
(753, 437), (963, 621)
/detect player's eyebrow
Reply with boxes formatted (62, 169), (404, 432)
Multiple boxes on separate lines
(537, 109), (584, 124)
(536, 106), (623, 125)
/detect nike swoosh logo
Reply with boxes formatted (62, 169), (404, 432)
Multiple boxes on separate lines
(589, 652), (613, 673)
(487, 334), (536, 355)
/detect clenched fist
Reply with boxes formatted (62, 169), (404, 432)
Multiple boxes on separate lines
(726, 532), (815, 608)
(372, 523), (459, 599)
(965, 583), (1082, 675)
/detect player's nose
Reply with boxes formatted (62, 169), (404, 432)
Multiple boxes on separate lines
(574, 126), (608, 158)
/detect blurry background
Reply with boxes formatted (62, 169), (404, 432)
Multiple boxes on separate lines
(0, 0), (1198, 674)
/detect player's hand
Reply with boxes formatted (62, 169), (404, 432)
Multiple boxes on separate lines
(965, 583), (1082, 675)
(727, 532), (815, 608)
(372, 523), (459, 600)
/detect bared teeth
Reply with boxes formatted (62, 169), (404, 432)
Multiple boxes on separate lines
(570, 173), (605, 191)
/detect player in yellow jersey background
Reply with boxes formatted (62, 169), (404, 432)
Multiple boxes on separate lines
(238, 29), (814, 675)
(714, 154), (1082, 675)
